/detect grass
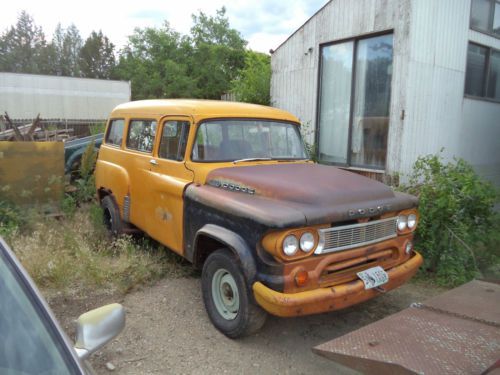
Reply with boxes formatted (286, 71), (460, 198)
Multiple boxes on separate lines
(6, 204), (193, 296)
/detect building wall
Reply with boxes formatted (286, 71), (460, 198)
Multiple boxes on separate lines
(0, 73), (131, 120)
(271, 0), (500, 185)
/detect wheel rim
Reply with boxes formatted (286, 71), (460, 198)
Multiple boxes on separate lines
(212, 268), (239, 320)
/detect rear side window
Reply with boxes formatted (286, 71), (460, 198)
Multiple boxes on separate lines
(105, 119), (124, 146)
(126, 120), (157, 153)
(159, 121), (189, 161)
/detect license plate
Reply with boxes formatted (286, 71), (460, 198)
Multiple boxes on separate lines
(357, 266), (389, 290)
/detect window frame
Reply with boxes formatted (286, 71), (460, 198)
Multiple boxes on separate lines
(157, 119), (190, 162)
(190, 117), (306, 163)
(314, 30), (394, 171)
(104, 118), (125, 148)
(125, 118), (158, 154)
(464, 41), (500, 103)
(470, 0), (500, 39)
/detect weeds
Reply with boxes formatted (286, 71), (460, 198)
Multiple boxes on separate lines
(7, 204), (193, 295)
(399, 153), (499, 286)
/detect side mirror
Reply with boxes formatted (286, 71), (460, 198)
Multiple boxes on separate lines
(74, 303), (125, 360)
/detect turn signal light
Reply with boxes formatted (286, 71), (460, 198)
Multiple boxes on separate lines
(295, 270), (309, 287)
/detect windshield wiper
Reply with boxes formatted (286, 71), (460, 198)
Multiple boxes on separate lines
(233, 157), (272, 164)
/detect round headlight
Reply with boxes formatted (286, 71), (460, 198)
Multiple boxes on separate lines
(397, 215), (408, 231)
(299, 232), (315, 252)
(283, 235), (298, 256)
(407, 213), (417, 229)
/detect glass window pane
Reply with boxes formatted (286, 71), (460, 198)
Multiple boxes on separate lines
(126, 120), (157, 153)
(471, 0), (492, 31)
(487, 49), (500, 100)
(493, 2), (500, 35)
(105, 119), (124, 146)
(350, 34), (393, 169)
(159, 121), (189, 160)
(465, 44), (487, 97)
(192, 120), (306, 162)
(0, 251), (79, 374)
(318, 42), (353, 164)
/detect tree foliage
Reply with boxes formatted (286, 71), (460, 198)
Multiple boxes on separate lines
(115, 7), (248, 100)
(80, 31), (115, 79)
(231, 51), (271, 105)
(0, 9), (273, 102)
(0, 11), (115, 79)
(0, 11), (49, 74)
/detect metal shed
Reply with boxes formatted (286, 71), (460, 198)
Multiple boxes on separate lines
(271, 0), (500, 186)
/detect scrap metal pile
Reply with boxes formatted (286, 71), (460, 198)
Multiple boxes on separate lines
(0, 112), (75, 142)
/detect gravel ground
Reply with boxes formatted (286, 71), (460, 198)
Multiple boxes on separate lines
(49, 277), (443, 375)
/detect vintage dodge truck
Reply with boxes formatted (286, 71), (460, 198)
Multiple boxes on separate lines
(95, 99), (422, 338)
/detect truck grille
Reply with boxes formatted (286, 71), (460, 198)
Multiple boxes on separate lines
(315, 217), (398, 255)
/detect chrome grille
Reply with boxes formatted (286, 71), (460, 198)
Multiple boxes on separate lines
(315, 217), (398, 255)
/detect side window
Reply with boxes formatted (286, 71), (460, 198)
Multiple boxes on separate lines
(126, 120), (157, 153)
(159, 121), (189, 161)
(105, 119), (124, 146)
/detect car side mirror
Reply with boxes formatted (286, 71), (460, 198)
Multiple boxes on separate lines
(74, 303), (125, 360)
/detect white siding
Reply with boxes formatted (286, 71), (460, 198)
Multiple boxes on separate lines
(271, 0), (500, 186)
(0, 73), (131, 120)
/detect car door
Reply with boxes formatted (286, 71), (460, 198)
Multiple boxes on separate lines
(146, 116), (194, 254)
(124, 118), (159, 231)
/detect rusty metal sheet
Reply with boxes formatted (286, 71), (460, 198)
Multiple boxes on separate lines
(0, 141), (64, 206)
(422, 279), (500, 326)
(314, 280), (500, 375)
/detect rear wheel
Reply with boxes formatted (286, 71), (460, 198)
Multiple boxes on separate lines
(202, 249), (267, 338)
(101, 195), (123, 235)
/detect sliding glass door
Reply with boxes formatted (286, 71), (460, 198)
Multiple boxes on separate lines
(317, 33), (393, 170)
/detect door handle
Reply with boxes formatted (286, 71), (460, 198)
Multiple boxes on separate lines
(150, 159), (158, 166)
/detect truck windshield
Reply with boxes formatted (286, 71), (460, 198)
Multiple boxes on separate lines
(192, 119), (308, 162)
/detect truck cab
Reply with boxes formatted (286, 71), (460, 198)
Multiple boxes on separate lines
(95, 99), (423, 338)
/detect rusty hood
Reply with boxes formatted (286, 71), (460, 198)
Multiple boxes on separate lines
(187, 163), (417, 228)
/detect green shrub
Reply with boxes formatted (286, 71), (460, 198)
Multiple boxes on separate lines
(67, 140), (97, 206)
(0, 200), (25, 238)
(399, 153), (499, 286)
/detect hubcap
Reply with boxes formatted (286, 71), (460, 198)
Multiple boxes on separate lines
(212, 268), (239, 320)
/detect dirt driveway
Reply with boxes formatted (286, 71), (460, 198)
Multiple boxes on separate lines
(49, 277), (442, 374)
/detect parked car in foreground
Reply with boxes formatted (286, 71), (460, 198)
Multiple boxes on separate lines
(0, 237), (125, 374)
(95, 99), (422, 338)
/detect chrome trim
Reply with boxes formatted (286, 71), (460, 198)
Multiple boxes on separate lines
(315, 217), (398, 255)
(123, 195), (130, 222)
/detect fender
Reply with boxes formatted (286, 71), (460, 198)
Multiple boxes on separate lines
(193, 224), (257, 283)
(95, 159), (131, 215)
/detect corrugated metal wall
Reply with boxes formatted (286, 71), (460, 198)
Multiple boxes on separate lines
(271, 0), (500, 186)
(0, 73), (131, 120)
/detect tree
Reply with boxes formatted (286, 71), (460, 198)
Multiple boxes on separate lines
(189, 7), (247, 99)
(0, 11), (50, 74)
(52, 23), (83, 76)
(231, 51), (271, 105)
(114, 23), (196, 99)
(79, 30), (115, 79)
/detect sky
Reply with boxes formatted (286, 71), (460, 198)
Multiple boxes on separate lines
(3, 0), (329, 54)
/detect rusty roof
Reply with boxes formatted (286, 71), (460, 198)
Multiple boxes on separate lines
(111, 99), (300, 123)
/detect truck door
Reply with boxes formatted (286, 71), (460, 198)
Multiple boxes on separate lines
(146, 116), (194, 255)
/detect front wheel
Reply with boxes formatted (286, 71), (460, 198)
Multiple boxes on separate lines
(202, 249), (267, 338)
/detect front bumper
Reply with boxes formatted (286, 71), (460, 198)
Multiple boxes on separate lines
(253, 251), (423, 317)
